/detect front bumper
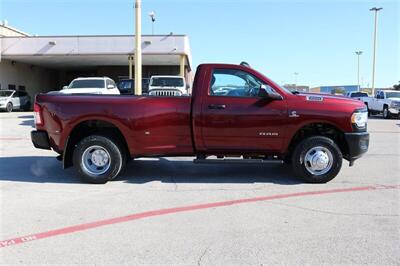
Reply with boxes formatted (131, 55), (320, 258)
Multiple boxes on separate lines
(31, 130), (51, 150)
(388, 107), (400, 115)
(344, 132), (369, 161)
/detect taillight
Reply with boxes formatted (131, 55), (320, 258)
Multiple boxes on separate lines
(34, 103), (43, 126)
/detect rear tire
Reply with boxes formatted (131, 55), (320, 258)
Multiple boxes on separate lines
(73, 135), (125, 184)
(6, 102), (13, 112)
(292, 136), (342, 183)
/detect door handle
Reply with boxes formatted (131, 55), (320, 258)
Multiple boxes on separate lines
(208, 104), (226, 110)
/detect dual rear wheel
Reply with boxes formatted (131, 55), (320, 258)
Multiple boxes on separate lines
(73, 135), (125, 184)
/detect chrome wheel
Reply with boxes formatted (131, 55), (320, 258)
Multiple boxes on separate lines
(303, 146), (333, 176)
(81, 145), (111, 176)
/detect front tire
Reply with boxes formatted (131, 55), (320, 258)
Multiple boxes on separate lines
(292, 136), (342, 183)
(383, 106), (390, 119)
(6, 102), (13, 112)
(73, 135), (125, 184)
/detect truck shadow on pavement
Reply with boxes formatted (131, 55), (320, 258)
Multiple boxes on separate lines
(17, 115), (35, 128)
(0, 156), (301, 185)
(120, 158), (301, 185)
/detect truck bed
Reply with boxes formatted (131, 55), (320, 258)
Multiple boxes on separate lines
(36, 94), (194, 156)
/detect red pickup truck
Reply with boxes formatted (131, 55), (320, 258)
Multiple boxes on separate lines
(31, 63), (369, 184)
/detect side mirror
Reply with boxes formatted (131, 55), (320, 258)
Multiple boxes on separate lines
(258, 85), (283, 100)
(62, 86), (68, 90)
(107, 84), (114, 89)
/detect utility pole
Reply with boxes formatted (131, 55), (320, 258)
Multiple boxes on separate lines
(370, 7), (382, 96)
(355, 51), (362, 90)
(134, 0), (142, 95)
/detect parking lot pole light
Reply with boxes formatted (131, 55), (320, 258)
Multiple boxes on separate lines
(149, 11), (155, 35)
(135, 0), (142, 95)
(370, 7), (382, 96)
(355, 51), (362, 90)
(294, 72), (299, 88)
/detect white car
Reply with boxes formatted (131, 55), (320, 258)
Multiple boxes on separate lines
(364, 90), (400, 119)
(60, 77), (120, 95)
(148, 76), (188, 96)
(0, 90), (31, 112)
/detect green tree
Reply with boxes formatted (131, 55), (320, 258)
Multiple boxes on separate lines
(393, 81), (400, 90)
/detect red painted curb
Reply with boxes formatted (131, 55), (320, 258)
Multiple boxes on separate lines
(1, 185), (398, 248)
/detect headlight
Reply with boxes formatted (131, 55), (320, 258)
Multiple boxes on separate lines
(390, 101), (400, 108)
(351, 110), (368, 129)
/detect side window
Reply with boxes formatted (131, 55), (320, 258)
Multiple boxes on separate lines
(106, 79), (116, 88)
(380, 91), (385, 99)
(13, 91), (20, 98)
(209, 69), (265, 97)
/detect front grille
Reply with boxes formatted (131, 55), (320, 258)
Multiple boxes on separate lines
(149, 90), (182, 97)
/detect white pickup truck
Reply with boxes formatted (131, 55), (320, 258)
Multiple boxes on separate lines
(364, 90), (400, 119)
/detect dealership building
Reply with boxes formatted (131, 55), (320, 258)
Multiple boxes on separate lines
(0, 22), (193, 97)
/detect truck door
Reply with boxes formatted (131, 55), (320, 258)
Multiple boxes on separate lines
(372, 91), (384, 111)
(11, 91), (21, 108)
(200, 67), (287, 153)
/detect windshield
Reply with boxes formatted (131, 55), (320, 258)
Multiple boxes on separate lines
(69, 79), (105, 89)
(0, 91), (13, 97)
(386, 91), (400, 98)
(151, 77), (184, 87)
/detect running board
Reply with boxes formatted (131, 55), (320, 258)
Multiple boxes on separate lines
(193, 158), (283, 164)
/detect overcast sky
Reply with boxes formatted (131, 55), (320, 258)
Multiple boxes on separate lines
(1, 0), (399, 88)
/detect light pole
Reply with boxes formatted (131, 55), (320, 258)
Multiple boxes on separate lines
(148, 11), (156, 35)
(355, 51), (362, 90)
(134, 0), (142, 95)
(294, 72), (299, 87)
(370, 7), (382, 96)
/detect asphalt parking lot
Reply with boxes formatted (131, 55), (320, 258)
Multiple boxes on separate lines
(0, 112), (399, 264)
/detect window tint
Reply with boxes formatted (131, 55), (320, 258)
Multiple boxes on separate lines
(386, 91), (400, 98)
(19, 91), (27, 97)
(150, 77), (184, 87)
(350, 92), (368, 97)
(70, 79), (105, 89)
(209, 69), (265, 97)
(0, 91), (13, 97)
